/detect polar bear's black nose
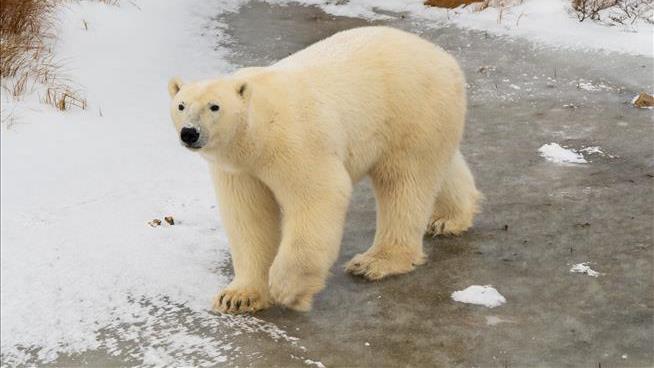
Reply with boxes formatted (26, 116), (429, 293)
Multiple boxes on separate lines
(180, 127), (200, 145)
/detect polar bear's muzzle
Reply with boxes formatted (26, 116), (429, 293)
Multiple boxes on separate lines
(180, 125), (205, 150)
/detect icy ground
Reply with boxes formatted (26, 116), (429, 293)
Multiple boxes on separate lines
(1, 0), (653, 366)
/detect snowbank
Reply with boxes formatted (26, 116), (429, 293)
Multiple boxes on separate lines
(266, 0), (653, 56)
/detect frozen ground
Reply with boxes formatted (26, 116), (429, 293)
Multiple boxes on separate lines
(1, 0), (653, 367)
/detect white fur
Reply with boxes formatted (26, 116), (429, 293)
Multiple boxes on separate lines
(168, 26), (480, 313)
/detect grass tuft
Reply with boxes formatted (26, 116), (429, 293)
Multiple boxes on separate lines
(1, 0), (86, 111)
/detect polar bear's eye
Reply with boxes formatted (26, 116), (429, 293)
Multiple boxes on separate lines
(178, 104), (185, 111)
(210, 104), (220, 112)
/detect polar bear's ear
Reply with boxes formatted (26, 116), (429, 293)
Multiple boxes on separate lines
(237, 82), (251, 100)
(168, 77), (184, 98)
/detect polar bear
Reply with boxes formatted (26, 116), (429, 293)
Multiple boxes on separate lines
(168, 26), (480, 313)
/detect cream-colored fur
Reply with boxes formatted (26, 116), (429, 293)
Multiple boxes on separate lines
(168, 26), (480, 313)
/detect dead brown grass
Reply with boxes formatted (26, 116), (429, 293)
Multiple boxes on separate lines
(572, 0), (617, 21)
(633, 92), (654, 108)
(1, 0), (86, 111)
(1, 0), (55, 77)
(424, 0), (481, 8)
(572, 0), (653, 23)
(45, 86), (87, 111)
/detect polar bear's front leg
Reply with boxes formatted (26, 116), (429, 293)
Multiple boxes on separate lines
(267, 163), (352, 311)
(211, 167), (281, 313)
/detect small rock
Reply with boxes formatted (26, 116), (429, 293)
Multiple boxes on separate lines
(632, 92), (654, 108)
(164, 216), (175, 225)
(477, 65), (495, 74)
(148, 219), (162, 227)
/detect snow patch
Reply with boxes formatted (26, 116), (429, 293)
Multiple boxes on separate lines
(579, 146), (616, 159)
(570, 262), (601, 277)
(451, 285), (506, 308)
(304, 358), (327, 368)
(538, 143), (588, 164)
(575, 80), (612, 92)
(579, 146), (603, 155)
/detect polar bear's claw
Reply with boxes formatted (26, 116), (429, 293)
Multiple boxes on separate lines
(212, 287), (270, 314)
(345, 249), (424, 281)
(426, 217), (471, 237)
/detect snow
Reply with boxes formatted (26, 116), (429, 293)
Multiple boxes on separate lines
(570, 262), (601, 277)
(576, 80), (612, 92)
(451, 285), (506, 308)
(579, 146), (604, 155)
(579, 146), (616, 159)
(538, 143), (588, 164)
(304, 358), (327, 368)
(266, 0), (653, 56)
(0, 0), (307, 365)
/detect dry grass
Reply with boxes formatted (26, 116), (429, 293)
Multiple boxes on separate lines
(572, 0), (653, 24)
(573, 0), (619, 21)
(424, 0), (481, 8)
(474, 0), (523, 10)
(0, 0), (55, 77)
(1, 0), (86, 111)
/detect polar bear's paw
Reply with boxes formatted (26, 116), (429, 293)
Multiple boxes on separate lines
(426, 216), (472, 237)
(345, 248), (425, 281)
(268, 259), (325, 312)
(212, 287), (270, 314)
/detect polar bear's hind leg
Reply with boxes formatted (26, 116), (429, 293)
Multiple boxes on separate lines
(427, 150), (481, 237)
(345, 157), (442, 280)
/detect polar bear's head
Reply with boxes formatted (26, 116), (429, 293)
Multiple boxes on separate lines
(168, 77), (250, 156)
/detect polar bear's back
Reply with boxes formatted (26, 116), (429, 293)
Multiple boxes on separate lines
(267, 27), (466, 180)
(273, 27), (398, 68)
(271, 27), (462, 86)
(273, 26), (452, 70)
